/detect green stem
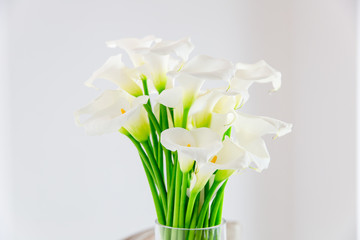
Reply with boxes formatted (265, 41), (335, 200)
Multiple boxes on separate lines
(209, 179), (227, 226)
(166, 156), (177, 226)
(172, 163), (183, 227)
(190, 195), (200, 227)
(158, 104), (172, 190)
(182, 107), (190, 129)
(222, 126), (232, 141)
(142, 79), (159, 155)
(160, 104), (169, 130)
(149, 123), (158, 157)
(121, 129), (154, 179)
(139, 153), (166, 225)
(125, 133), (165, 224)
(141, 79), (149, 95)
(169, 107), (175, 126)
(196, 181), (222, 228)
(204, 182), (210, 228)
(185, 191), (199, 228)
(178, 171), (188, 228)
(164, 149), (172, 191)
(157, 140), (164, 179)
(142, 140), (168, 214)
(215, 193), (225, 225)
(143, 104), (162, 134)
(187, 195), (200, 240)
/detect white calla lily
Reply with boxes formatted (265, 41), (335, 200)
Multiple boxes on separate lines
(161, 128), (222, 172)
(175, 73), (206, 109)
(156, 87), (184, 127)
(209, 112), (236, 137)
(144, 37), (194, 62)
(189, 137), (250, 193)
(189, 89), (237, 135)
(85, 54), (143, 97)
(140, 38), (194, 92)
(165, 55), (234, 113)
(189, 90), (223, 128)
(233, 112), (292, 171)
(106, 35), (160, 67)
(75, 90), (150, 142)
(141, 53), (173, 92)
(229, 60), (281, 104)
(157, 78), (205, 127)
(157, 87), (183, 109)
(189, 164), (216, 194)
(108, 36), (194, 93)
(171, 55), (234, 81)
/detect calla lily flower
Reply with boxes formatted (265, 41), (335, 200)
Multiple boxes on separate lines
(140, 53), (175, 92)
(156, 80), (204, 127)
(107, 36), (194, 93)
(139, 38), (194, 93)
(160, 55), (234, 110)
(189, 137), (250, 193)
(233, 112), (292, 171)
(75, 90), (150, 142)
(229, 60), (281, 105)
(170, 55), (234, 81)
(156, 87), (184, 127)
(169, 55), (234, 106)
(106, 35), (160, 67)
(142, 37), (194, 62)
(175, 73), (206, 109)
(85, 54), (143, 97)
(189, 89), (237, 135)
(161, 127), (222, 173)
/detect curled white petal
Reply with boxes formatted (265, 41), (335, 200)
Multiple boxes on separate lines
(235, 112), (292, 138)
(189, 137), (251, 193)
(189, 163), (217, 193)
(145, 37), (194, 61)
(209, 137), (250, 170)
(85, 54), (143, 97)
(229, 60), (281, 103)
(189, 90), (223, 116)
(157, 87), (183, 108)
(75, 90), (149, 137)
(174, 55), (234, 81)
(141, 53), (171, 92)
(210, 111), (236, 137)
(233, 112), (292, 171)
(175, 73), (206, 109)
(106, 36), (160, 66)
(161, 127), (222, 169)
(190, 89), (237, 130)
(161, 128), (195, 151)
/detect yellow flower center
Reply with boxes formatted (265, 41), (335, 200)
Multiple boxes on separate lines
(187, 144), (191, 147)
(210, 156), (217, 163)
(121, 108), (126, 114)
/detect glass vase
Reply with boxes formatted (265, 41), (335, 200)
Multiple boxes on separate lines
(154, 219), (226, 240)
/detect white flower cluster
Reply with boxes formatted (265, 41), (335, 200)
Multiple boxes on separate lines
(75, 36), (292, 228)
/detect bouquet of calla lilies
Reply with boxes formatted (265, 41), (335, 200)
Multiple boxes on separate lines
(75, 36), (292, 232)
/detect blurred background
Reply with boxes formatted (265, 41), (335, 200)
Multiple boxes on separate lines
(0, 0), (357, 239)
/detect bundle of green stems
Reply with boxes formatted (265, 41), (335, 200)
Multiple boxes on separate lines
(121, 80), (228, 231)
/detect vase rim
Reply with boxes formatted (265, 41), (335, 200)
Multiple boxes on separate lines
(154, 218), (226, 230)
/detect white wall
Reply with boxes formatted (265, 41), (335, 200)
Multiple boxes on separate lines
(291, 1), (357, 239)
(2, 0), (357, 240)
(0, 1), (13, 240)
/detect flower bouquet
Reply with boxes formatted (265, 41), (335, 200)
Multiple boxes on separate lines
(75, 36), (292, 240)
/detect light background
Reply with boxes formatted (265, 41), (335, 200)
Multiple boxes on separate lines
(0, 0), (357, 240)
